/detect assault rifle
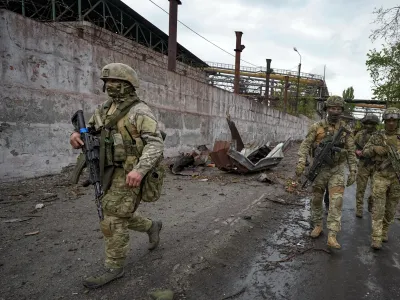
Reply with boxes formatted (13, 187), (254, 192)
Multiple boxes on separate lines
(71, 110), (104, 221)
(383, 139), (400, 183)
(302, 126), (350, 188)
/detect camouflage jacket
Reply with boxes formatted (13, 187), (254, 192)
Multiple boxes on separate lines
(298, 119), (357, 172)
(362, 129), (400, 172)
(354, 129), (374, 150)
(88, 94), (164, 176)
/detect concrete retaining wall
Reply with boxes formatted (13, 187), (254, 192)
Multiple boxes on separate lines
(0, 9), (312, 181)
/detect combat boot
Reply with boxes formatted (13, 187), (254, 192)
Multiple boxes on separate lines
(371, 238), (382, 250)
(83, 267), (124, 289)
(310, 225), (323, 238)
(147, 220), (162, 250)
(327, 231), (341, 249)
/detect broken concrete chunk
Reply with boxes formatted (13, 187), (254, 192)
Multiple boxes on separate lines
(35, 203), (45, 209)
(257, 173), (275, 183)
(24, 231), (40, 236)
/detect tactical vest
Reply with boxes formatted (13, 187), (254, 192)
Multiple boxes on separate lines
(93, 98), (145, 173)
(312, 120), (347, 164)
(375, 129), (400, 172)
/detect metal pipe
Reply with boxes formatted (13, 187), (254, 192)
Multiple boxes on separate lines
(293, 47), (302, 113)
(265, 59), (272, 100)
(103, 0), (105, 28)
(78, 0), (82, 21)
(168, 0), (182, 72)
(233, 31), (244, 94)
(283, 76), (289, 113)
(22, 0), (25, 16)
(52, 0), (56, 21)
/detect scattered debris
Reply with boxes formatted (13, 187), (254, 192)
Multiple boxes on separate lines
(3, 217), (32, 223)
(35, 203), (45, 209)
(285, 179), (300, 194)
(170, 145), (211, 176)
(257, 173), (275, 184)
(242, 216), (252, 220)
(24, 231), (40, 236)
(199, 179), (208, 182)
(210, 115), (292, 174)
(265, 197), (304, 207)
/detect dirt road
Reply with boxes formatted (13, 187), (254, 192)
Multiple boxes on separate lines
(1, 144), (312, 300)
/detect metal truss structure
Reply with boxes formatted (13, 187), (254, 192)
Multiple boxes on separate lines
(0, 0), (208, 67)
(205, 61), (328, 103)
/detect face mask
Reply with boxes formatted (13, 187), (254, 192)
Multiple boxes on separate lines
(106, 81), (133, 100)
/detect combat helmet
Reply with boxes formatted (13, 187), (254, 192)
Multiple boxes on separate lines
(100, 63), (140, 89)
(361, 114), (380, 124)
(382, 107), (400, 120)
(324, 95), (345, 111)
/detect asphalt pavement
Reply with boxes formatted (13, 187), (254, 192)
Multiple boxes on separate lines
(237, 182), (400, 300)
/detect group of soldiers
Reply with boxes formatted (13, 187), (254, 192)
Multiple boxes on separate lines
(296, 96), (400, 251)
(69, 62), (400, 289)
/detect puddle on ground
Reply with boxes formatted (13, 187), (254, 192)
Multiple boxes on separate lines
(236, 197), (313, 300)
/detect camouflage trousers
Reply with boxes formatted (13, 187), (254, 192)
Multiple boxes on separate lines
(371, 171), (400, 241)
(100, 168), (152, 268)
(355, 161), (374, 212)
(311, 164), (345, 233)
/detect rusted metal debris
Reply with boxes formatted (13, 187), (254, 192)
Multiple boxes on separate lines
(170, 145), (211, 175)
(210, 116), (292, 174)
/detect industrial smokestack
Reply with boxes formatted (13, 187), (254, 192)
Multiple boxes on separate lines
(233, 31), (244, 94)
(265, 59), (272, 100)
(168, 0), (182, 72)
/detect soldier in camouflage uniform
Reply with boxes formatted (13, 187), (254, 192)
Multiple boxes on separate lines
(362, 107), (400, 250)
(354, 114), (380, 218)
(296, 96), (357, 249)
(70, 63), (165, 288)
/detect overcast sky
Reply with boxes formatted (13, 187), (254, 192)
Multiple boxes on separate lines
(123, 0), (397, 99)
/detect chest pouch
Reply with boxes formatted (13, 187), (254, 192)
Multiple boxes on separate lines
(113, 132), (127, 162)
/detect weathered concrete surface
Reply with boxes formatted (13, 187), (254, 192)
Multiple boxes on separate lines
(0, 9), (312, 181)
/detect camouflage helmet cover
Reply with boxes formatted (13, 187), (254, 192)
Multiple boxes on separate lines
(361, 114), (380, 124)
(382, 107), (400, 120)
(324, 95), (345, 110)
(100, 63), (139, 88)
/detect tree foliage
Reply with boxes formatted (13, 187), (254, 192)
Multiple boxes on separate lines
(342, 86), (355, 113)
(370, 6), (400, 44)
(366, 43), (400, 103)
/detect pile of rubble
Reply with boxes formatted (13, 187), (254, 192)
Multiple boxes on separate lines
(169, 115), (292, 175)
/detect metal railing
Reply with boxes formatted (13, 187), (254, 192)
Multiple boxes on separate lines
(205, 61), (324, 81)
